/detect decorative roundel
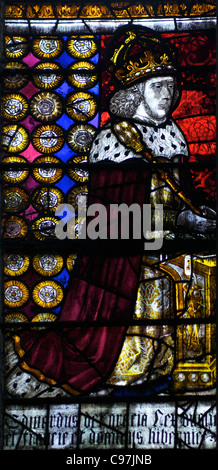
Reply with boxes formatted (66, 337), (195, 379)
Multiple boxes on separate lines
(67, 124), (96, 153)
(3, 187), (27, 213)
(33, 253), (63, 276)
(5, 36), (28, 59)
(32, 125), (64, 154)
(32, 155), (63, 184)
(66, 92), (97, 122)
(67, 61), (98, 89)
(32, 216), (60, 240)
(2, 125), (29, 153)
(32, 280), (63, 308)
(4, 253), (30, 276)
(4, 280), (29, 308)
(66, 253), (77, 272)
(2, 93), (29, 122)
(67, 185), (88, 213)
(32, 37), (63, 59)
(32, 62), (63, 90)
(3, 216), (28, 239)
(31, 312), (57, 322)
(1, 156), (29, 184)
(5, 312), (28, 323)
(4, 62), (28, 90)
(67, 155), (89, 182)
(3, 186), (29, 213)
(67, 36), (97, 59)
(30, 92), (63, 122)
(32, 186), (64, 213)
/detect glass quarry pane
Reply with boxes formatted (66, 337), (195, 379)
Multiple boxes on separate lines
(0, 0), (216, 455)
(4, 406), (47, 450)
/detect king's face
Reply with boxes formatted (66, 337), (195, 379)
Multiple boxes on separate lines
(142, 75), (175, 122)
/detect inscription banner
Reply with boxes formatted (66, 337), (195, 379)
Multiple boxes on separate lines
(4, 402), (216, 450)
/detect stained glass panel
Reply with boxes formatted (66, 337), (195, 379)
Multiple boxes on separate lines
(0, 0), (216, 462)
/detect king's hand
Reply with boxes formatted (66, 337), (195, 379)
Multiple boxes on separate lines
(176, 205), (216, 234)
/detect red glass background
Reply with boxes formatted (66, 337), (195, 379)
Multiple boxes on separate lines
(100, 31), (216, 208)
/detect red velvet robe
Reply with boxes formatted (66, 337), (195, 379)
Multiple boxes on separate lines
(14, 162), (151, 394)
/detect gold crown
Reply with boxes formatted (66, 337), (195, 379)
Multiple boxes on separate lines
(109, 30), (176, 87)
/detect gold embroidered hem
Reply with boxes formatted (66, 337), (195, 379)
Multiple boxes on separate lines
(107, 328), (174, 386)
(13, 335), (80, 396)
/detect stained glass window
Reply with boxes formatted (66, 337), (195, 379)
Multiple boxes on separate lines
(0, 0), (216, 462)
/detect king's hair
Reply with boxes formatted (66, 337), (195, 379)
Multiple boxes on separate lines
(109, 82), (144, 118)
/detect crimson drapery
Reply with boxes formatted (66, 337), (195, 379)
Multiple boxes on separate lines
(14, 162), (151, 394)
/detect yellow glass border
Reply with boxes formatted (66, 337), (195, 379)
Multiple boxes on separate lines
(5, 2), (216, 19)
